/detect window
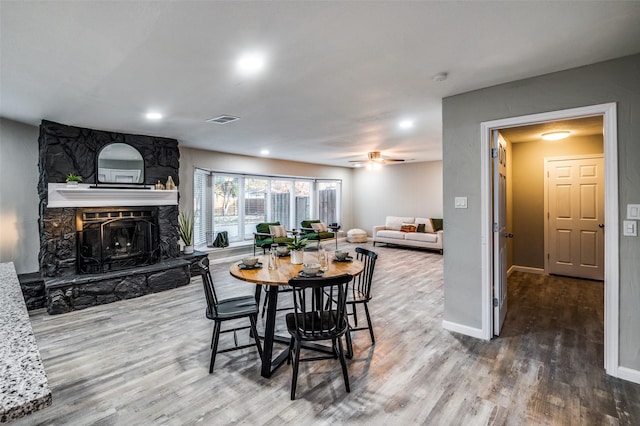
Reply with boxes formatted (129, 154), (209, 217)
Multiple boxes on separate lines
(213, 175), (240, 242)
(193, 169), (341, 248)
(271, 180), (291, 228)
(318, 181), (340, 225)
(244, 178), (267, 239)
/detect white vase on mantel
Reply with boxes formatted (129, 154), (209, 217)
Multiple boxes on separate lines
(290, 250), (303, 265)
(183, 245), (194, 255)
(66, 181), (79, 188)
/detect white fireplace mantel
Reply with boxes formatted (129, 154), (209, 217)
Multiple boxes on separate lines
(47, 183), (178, 208)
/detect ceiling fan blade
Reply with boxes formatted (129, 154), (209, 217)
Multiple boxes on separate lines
(383, 159), (405, 163)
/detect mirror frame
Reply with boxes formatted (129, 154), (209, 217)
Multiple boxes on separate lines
(95, 143), (146, 186)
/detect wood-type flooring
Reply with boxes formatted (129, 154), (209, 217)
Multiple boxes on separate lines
(13, 243), (640, 425)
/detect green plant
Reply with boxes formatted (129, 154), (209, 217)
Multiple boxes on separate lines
(65, 173), (82, 182)
(286, 235), (308, 251)
(178, 211), (194, 246)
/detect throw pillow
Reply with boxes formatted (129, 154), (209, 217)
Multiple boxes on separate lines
(400, 223), (417, 232)
(430, 218), (444, 232)
(269, 225), (287, 238)
(416, 223), (426, 233)
(311, 222), (328, 232)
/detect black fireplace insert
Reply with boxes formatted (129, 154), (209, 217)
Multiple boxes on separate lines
(76, 207), (160, 274)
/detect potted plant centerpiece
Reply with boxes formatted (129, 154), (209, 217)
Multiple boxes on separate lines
(179, 211), (194, 255)
(286, 232), (308, 265)
(65, 173), (82, 187)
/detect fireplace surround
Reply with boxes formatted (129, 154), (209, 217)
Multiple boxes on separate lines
(38, 120), (191, 314)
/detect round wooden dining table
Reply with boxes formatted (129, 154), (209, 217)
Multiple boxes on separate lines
(230, 252), (364, 378)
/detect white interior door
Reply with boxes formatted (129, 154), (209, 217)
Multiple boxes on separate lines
(547, 156), (604, 280)
(493, 131), (508, 336)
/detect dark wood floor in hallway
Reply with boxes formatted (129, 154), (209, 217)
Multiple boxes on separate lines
(13, 244), (640, 425)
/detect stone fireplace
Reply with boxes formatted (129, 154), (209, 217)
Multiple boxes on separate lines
(38, 120), (192, 314)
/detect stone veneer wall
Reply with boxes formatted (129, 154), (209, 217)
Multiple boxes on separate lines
(38, 120), (181, 278)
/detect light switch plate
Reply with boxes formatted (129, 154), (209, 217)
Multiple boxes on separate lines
(455, 197), (468, 209)
(623, 220), (637, 237)
(627, 204), (640, 220)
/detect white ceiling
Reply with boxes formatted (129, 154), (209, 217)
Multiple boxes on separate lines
(2, 1), (639, 167)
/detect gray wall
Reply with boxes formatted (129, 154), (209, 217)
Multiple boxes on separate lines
(442, 54), (640, 370)
(512, 135), (603, 269)
(352, 161), (443, 235)
(0, 118), (40, 274)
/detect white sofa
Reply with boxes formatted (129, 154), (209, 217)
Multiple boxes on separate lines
(372, 216), (443, 253)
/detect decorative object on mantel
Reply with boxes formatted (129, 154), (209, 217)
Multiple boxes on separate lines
(286, 231), (308, 265)
(65, 172), (82, 187)
(166, 176), (176, 190)
(155, 180), (165, 190)
(179, 210), (194, 254)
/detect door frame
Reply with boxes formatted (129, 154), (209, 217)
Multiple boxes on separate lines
(544, 154), (605, 277)
(479, 102), (619, 377)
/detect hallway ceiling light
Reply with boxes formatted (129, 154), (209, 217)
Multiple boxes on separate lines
(541, 131), (570, 140)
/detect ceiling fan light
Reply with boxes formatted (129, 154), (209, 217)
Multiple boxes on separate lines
(541, 131), (571, 141)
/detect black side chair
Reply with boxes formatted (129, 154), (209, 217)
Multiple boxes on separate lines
(286, 273), (353, 400)
(198, 257), (263, 373)
(344, 247), (378, 358)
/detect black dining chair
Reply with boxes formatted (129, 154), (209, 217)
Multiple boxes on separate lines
(286, 273), (353, 400)
(198, 257), (263, 373)
(344, 247), (378, 358)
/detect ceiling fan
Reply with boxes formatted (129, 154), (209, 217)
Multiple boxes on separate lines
(349, 151), (406, 168)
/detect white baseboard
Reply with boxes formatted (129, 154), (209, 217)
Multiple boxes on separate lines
(509, 265), (544, 275)
(615, 366), (640, 385)
(442, 320), (487, 340)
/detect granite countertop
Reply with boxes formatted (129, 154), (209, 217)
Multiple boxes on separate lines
(0, 262), (52, 423)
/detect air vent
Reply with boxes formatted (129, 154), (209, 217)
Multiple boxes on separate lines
(206, 115), (239, 124)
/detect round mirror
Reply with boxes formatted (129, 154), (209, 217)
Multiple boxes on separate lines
(97, 143), (144, 184)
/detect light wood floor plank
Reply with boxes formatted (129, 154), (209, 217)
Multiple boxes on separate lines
(11, 243), (640, 425)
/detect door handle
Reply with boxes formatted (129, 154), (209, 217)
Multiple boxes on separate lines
(504, 233), (514, 238)
(598, 223), (605, 228)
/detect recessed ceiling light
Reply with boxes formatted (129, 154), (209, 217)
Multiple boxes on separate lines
(236, 51), (266, 76)
(145, 112), (163, 120)
(260, 149), (269, 156)
(399, 119), (414, 130)
(541, 131), (571, 140)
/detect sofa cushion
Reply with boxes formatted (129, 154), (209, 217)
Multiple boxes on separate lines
(405, 232), (438, 243)
(311, 222), (328, 232)
(385, 216), (414, 231)
(377, 230), (407, 239)
(430, 218), (444, 231)
(269, 225), (287, 238)
(400, 223), (417, 232)
(415, 217), (433, 233)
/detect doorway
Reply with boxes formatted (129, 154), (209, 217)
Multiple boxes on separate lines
(480, 103), (620, 377)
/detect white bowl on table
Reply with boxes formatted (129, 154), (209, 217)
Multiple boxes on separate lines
(302, 263), (321, 275)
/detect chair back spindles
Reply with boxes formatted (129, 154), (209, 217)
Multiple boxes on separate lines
(199, 257), (219, 317)
(291, 276), (349, 339)
(352, 247), (378, 300)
